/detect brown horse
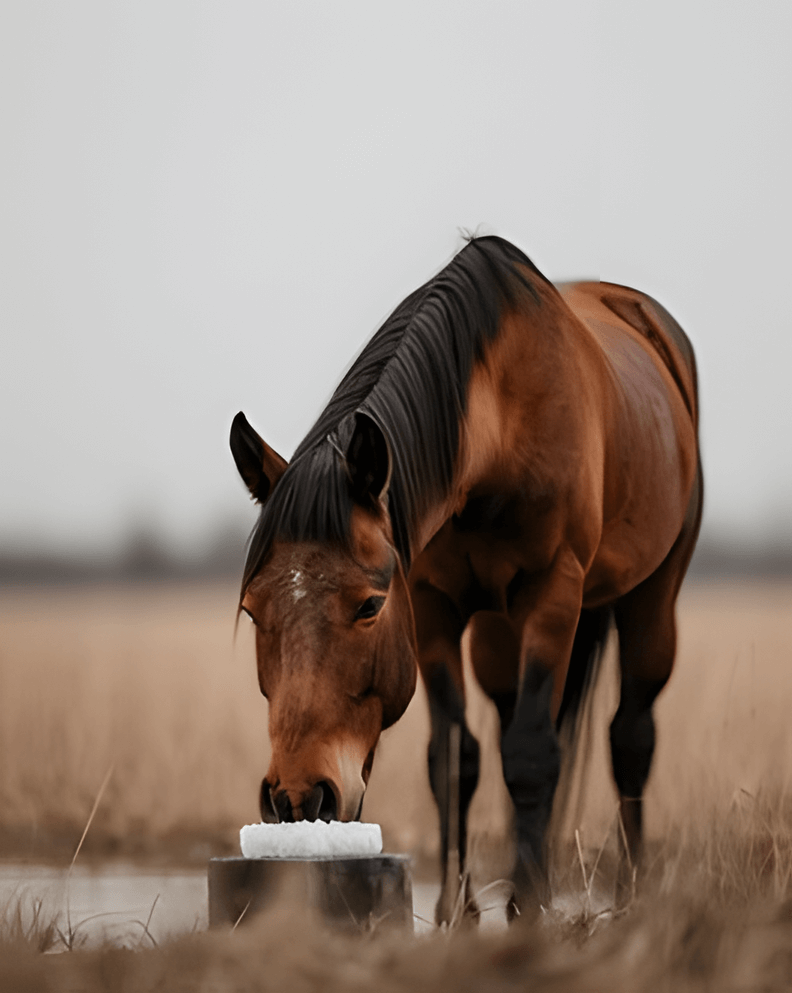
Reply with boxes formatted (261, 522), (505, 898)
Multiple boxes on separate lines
(230, 236), (701, 918)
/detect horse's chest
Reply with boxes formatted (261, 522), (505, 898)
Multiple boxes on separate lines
(412, 490), (561, 614)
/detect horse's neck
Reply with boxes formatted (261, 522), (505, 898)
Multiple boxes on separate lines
(410, 288), (589, 555)
(464, 298), (589, 477)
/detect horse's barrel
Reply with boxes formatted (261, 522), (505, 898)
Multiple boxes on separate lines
(208, 854), (413, 930)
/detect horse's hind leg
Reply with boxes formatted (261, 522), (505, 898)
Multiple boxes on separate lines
(611, 465), (702, 884)
(611, 590), (678, 898)
(411, 581), (480, 925)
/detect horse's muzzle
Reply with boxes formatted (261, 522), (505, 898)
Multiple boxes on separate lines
(260, 778), (342, 823)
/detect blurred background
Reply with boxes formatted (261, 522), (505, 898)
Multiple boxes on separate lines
(2, 0), (791, 578)
(0, 2), (790, 861)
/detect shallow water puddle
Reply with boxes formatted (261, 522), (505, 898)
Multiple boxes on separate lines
(0, 864), (510, 944)
(0, 863), (207, 948)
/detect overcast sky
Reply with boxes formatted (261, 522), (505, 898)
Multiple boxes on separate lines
(1, 1), (790, 557)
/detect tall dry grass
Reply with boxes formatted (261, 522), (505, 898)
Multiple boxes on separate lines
(556, 581), (792, 854)
(0, 578), (789, 868)
(0, 581), (265, 854)
(1, 578), (792, 989)
(3, 837), (792, 992)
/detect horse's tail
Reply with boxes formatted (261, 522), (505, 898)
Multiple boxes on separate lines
(556, 606), (613, 741)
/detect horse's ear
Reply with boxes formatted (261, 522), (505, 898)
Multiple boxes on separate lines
(230, 411), (288, 504)
(345, 412), (391, 505)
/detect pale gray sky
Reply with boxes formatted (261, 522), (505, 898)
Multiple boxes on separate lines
(1, 1), (790, 556)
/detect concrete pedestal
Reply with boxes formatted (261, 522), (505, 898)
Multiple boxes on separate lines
(208, 855), (413, 930)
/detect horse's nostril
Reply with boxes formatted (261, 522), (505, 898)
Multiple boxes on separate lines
(300, 782), (337, 822)
(259, 779), (279, 824)
(303, 784), (323, 822)
(273, 789), (295, 823)
(317, 781), (338, 823)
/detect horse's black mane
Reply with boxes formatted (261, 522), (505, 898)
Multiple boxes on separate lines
(241, 235), (545, 593)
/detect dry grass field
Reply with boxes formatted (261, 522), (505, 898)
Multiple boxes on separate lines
(0, 579), (440, 861)
(0, 577), (791, 989)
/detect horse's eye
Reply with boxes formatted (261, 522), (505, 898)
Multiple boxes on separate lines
(355, 596), (385, 621)
(241, 606), (259, 627)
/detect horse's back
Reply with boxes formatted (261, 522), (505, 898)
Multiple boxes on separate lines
(556, 280), (699, 428)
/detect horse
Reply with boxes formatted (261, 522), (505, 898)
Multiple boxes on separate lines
(229, 235), (702, 920)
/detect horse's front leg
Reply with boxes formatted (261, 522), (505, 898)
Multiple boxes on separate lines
(411, 580), (480, 925)
(502, 554), (584, 916)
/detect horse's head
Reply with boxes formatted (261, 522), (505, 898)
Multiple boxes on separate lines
(231, 411), (417, 823)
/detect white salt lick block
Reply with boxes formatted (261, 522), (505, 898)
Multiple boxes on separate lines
(240, 820), (383, 859)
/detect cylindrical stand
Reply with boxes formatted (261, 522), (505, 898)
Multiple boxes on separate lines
(208, 854), (413, 930)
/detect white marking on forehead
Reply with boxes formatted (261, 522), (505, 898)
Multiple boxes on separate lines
(289, 569), (307, 601)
